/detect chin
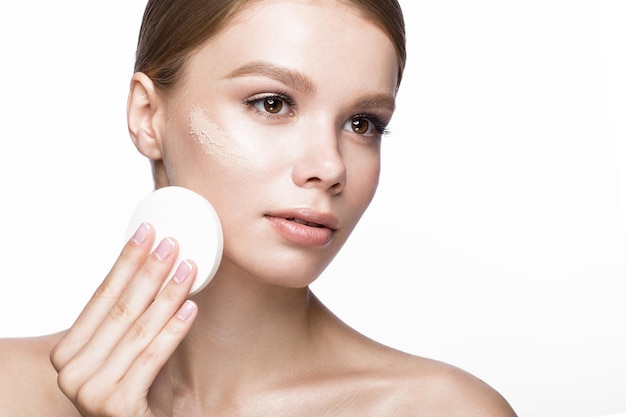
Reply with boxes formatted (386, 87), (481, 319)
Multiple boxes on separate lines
(222, 249), (337, 289)
(264, 258), (335, 288)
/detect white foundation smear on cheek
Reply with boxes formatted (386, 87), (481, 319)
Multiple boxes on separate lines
(188, 106), (253, 167)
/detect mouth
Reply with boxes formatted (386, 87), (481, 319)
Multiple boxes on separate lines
(265, 209), (339, 246)
(287, 217), (326, 228)
(271, 209), (339, 230)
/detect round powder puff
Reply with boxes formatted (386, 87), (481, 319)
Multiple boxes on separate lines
(126, 186), (223, 295)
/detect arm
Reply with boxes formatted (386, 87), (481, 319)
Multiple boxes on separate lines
(0, 334), (79, 417)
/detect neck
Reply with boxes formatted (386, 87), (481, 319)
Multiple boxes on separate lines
(168, 266), (324, 399)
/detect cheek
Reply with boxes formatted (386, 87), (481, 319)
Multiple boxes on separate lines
(187, 106), (257, 169)
(357, 166), (380, 211)
(341, 149), (381, 227)
(162, 106), (270, 188)
(174, 110), (281, 210)
(349, 146), (381, 199)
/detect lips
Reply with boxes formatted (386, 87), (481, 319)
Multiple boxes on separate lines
(288, 217), (325, 228)
(265, 209), (339, 246)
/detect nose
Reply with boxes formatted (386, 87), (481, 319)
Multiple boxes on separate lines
(291, 124), (347, 195)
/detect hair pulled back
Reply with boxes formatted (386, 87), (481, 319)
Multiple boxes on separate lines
(135, 0), (406, 93)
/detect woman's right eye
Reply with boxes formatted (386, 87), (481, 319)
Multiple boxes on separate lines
(259, 97), (284, 114)
(244, 94), (295, 119)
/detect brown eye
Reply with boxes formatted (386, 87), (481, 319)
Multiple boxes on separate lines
(350, 118), (371, 135)
(247, 94), (293, 118)
(264, 98), (283, 114)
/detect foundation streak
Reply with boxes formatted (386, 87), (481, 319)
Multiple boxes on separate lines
(188, 106), (253, 166)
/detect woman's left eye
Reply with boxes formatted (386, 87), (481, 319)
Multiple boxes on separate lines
(343, 115), (387, 137)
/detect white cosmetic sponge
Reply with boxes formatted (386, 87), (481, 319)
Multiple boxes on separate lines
(126, 186), (223, 295)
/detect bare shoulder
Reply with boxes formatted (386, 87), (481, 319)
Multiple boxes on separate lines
(310, 297), (517, 416)
(0, 332), (78, 417)
(377, 349), (518, 417)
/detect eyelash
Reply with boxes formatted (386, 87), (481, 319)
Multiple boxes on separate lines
(243, 93), (390, 137)
(352, 113), (389, 136)
(243, 93), (296, 119)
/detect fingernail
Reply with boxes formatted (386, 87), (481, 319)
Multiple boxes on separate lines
(177, 300), (196, 321)
(131, 223), (150, 245)
(154, 237), (174, 261)
(173, 260), (192, 284)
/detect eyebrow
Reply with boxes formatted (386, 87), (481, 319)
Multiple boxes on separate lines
(225, 60), (396, 112)
(224, 61), (317, 95)
(352, 93), (396, 113)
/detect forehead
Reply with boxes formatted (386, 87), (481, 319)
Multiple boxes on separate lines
(182, 0), (399, 97)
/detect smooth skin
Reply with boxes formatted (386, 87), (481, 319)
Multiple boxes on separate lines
(0, 1), (517, 416)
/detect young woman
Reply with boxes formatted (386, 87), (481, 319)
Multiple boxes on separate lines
(0, 0), (517, 415)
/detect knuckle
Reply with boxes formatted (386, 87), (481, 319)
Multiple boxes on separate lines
(76, 381), (107, 415)
(93, 278), (118, 302)
(139, 261), (170, 290)
(137, 346), (160, 368)
(49, 344), (65, 371)
(164, 316), (188, 338)
(50, 334), (75, 371)
(74, 382), (93, 406)
(127, 319), (150, 342)
(158, 282), (183, 302)
(109, 299), (133, 324)
(56, 365), (81, 399)
(140, 251), (175, 281)
(119, 239), (143, 262)
(140, 259), (160, 277)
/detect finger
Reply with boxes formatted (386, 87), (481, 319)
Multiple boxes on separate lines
(54, 237), (179, 399)
(72, 301), (198, 417)
(121, 299), (198, 400)
(51, 222), (155, 370)
(55, 241), (178, 402)
(90, 260), (197, 384)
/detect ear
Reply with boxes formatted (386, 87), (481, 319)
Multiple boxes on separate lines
(127, 72), (166, 161)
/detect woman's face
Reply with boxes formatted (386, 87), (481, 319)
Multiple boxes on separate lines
(155, 0), (399, 287)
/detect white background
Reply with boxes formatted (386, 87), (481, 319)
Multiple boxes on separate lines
(0, 1), (624, 416)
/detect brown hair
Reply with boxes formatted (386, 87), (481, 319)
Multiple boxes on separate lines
(134, 0), (406, 93)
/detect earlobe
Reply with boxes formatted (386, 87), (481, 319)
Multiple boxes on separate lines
(127, 72), (165, 161)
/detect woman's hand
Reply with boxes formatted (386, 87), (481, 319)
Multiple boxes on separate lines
(50, 223), (198, 417)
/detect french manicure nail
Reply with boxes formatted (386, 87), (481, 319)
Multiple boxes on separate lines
(131, 223), (150, 245)
(173, 260), (192, 284)
(154, 237), (174, 261)
(177, 300), (196, 321)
